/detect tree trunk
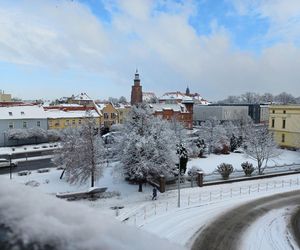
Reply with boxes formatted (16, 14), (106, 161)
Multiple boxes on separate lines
(91, 171), (95, 187)
(60, 169), (66, 179)
(138, 182), (143, 192)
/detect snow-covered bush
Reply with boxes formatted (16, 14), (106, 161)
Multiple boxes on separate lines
(217, 163), (234, 180)
(241, 161), (254, 176)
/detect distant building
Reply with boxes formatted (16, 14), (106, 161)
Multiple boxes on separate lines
(115, 103), (131, 124)
(67, 93), (94, 107)
(96, 102), (119, 128)
(142, 92), (157, 103)
(0, 90), (12, 102)
(194, 104), (269, 124)
(45, 109), (101, 130)
(193, 105), (249, 125)
(0, 105), (48, 146)
(159, 91), (209, 105)
(269, 105), (300, 149)
(131, 70), (143, 106)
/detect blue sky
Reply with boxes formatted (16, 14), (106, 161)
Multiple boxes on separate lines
(1, 0), (300, 101)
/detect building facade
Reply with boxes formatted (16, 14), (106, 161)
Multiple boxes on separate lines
(0, 106), (48, 146)
(193, 105), (249, 125)
(0, 91), (12, 102)
(96, 102), (119, 128)
(269, 105), (300, 149)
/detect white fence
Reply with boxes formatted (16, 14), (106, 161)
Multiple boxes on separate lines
(119, 176), (300, 227)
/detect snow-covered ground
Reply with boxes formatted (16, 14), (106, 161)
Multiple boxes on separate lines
(239, 206), (299, 250)
(0, 142), (59, 155)
(187, 148), (300, 174)
(2, 148), (300, 249)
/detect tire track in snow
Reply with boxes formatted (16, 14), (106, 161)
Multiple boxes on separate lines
(191, 190), (300, 250)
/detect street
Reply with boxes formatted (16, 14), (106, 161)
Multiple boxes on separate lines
(191, 190), (300, 250)
(0, 158), (55, 175)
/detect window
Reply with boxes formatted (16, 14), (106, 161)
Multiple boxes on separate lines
(283, 110), (286, 114)
(271, 119), (275, 128)
(37, 121), (41, 127)
(49, 121), (53, 126)
(281, 134), (285, 143)
(8, 112), (12, 116)
(8, 122), (14, 129)
(282, 119), (286, 129)
(66, 120), (70, 126)
(72, 120), (76, 125)
(55, 121), (60, 127)
(272, 110), (275, 114)
(78, 119), (82, 125)
(21, 111), (25, 115)
(23, 121), (27, 128)
(104, 113), (109, 119)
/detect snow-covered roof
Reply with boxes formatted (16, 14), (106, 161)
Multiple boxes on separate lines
(73, 93), (92, 101)
(143, 92), (157, 102)
(96, 103), (106, 110)
(45, 109), (100, 119)
(160, 92), (186, 100)
(0, 106), (47, 120)
(149, 103), (188, 113)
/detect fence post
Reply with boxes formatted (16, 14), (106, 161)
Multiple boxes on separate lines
(220, 190), (222, 200)
(199, 193), (201, 203)
(166, 202), (168, 212)
(159, 175), (166, 193)
(240, 187), (242, 195)
(230, 188), (232, 198)
(248, 186), (250, 195)
(197, 171), (204, 187)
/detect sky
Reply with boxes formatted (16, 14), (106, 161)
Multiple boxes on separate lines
(1, 0), (300, 102)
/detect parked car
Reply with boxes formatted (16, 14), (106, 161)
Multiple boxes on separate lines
(0, 159), (16, 168)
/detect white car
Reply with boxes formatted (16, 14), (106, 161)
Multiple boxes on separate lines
(0, 159), (15, 168)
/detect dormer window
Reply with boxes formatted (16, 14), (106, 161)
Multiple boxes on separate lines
(8, 112), (12, 116)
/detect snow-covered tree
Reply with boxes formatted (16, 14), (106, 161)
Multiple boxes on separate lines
(28, 127), (47, 143)
(47, 129), (61, 142)
(274, 92), (296, 104)
(55, 116), (106, 187)
(118, 104), (177, 192)
(243, 125), (279, 175)
(196, 118), (229, 154)
(7, 129), (29, 141)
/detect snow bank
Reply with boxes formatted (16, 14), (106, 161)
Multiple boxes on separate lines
(0, 179), (184, 250)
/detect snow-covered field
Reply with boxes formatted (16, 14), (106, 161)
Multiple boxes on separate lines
(2, 148), (300, 249)
(187, 148), (300, 173)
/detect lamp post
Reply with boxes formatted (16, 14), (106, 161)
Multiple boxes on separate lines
(177, 157), (181, 208)
(9, 153), (12, 180)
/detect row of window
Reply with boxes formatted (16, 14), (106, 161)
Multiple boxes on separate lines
(103, 113), (117, 119)
(8, 121), (41, 129)
(272, 110), (286, 114)
(271, 118), (286, 129)
(49, 119), (82, 127)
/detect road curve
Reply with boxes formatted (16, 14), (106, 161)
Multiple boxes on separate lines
(191, 190), (300, 250)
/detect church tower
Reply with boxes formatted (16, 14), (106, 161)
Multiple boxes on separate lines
(186, 86), (190, 96)
(131, 69), (143, 105)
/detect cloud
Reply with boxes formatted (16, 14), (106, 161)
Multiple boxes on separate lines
(0, 0), (300, 100)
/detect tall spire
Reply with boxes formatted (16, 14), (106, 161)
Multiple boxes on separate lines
(186, 85), (190, 95)
(135, 69), (140, 80)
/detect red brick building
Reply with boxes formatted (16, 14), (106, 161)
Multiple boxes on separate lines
(130, 70), (143, 106)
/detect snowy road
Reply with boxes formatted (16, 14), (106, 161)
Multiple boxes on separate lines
(191, 190), (300, 250)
